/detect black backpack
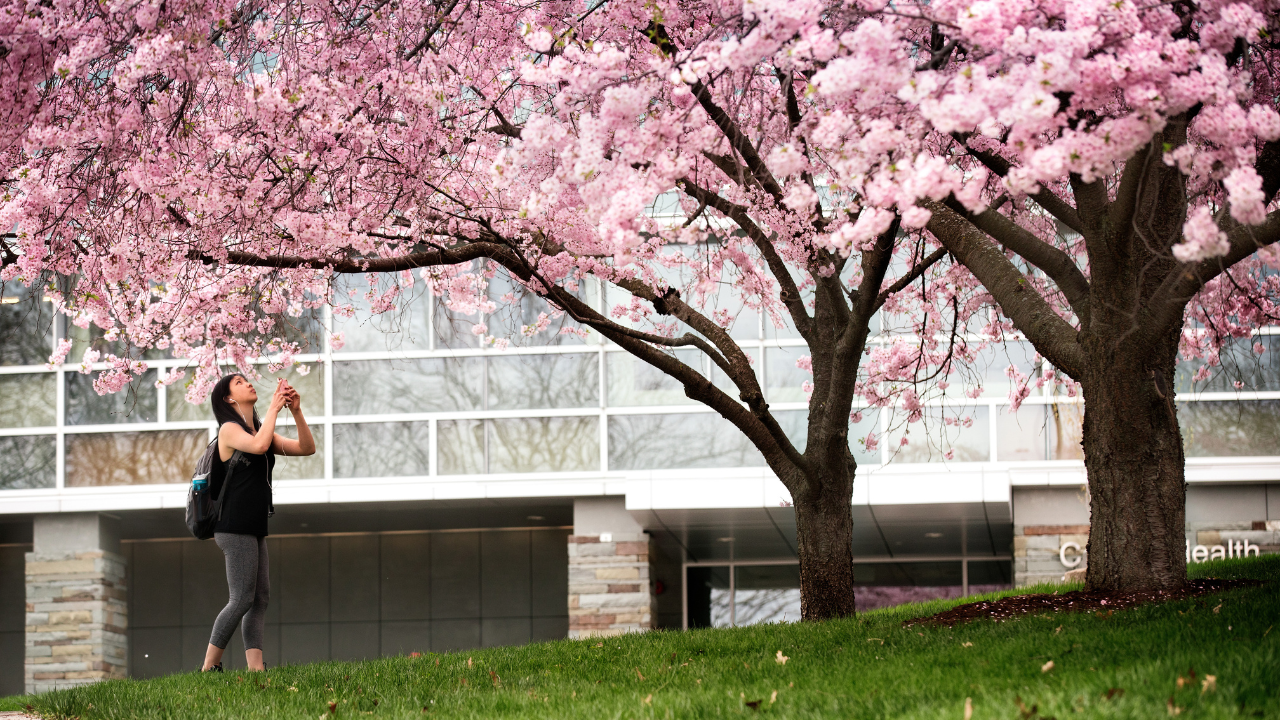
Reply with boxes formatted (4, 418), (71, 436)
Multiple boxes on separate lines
(185, 438), (245, 540)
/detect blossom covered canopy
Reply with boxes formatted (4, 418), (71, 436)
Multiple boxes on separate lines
(1, 0), (1277, 404)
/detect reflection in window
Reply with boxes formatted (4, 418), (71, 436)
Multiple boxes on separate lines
(886, 406), (990, 463)
(606, 350), (701, 407)
(166, 380), (212, 422)
(733, 565), (801, 626)
(1176, 335), (1280, 393)
(487, 353), (598, 410)
(0, 280), (54, 366)
(765, 346), (810, 403)
(775, 409), (881, 466)
(488, 417), (599, 473)
(65, 430), (209, 486)
(851, 561), (1011, 611)
(332, 278), (432, 353)
(434, 296), (480, 349)
(272, 423), (325, 480)
(961, 341), (1040, 399)
(0, 435), (56, 489)
(262, 306), (325, 353)
(608, 413), (765, 470)
(66, 370), (157, 424)
(171, 364), (326, 423)
(439, 419), (485, 475)
(1179, 400), (1280, 457)
(333, 422), (430, 477)
(996, 405), (1048, 461)
(0, 374), (56, 428)
(1048, 403), (1084, 460)
(486, 273), (589, 347)
(334, 358), (482, 415)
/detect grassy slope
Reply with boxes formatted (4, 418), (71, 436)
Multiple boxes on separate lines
(3, 555), (1277, 719)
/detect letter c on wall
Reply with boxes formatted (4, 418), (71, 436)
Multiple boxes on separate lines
(1059, 541), (1083, 568)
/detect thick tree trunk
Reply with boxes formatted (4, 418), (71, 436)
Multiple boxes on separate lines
(1080, 341), (1187, 592)
(791, 465), (858, 619)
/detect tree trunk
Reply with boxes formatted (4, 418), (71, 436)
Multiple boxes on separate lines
(1080, 341), (1187, 592)
(792, 466), (858, 619)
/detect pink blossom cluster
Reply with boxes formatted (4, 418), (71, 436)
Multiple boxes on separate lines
(0, 0), (1276, 421)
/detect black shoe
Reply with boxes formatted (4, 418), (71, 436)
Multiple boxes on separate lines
(203, 663), (223, 673)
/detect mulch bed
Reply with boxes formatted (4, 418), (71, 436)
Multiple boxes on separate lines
(905, 579), (1260, 628)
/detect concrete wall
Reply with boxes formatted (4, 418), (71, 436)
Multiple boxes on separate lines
(123, 529), (569, 677)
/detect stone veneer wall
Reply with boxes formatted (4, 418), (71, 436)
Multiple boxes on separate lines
(567, 533), (653, 638)
(1014, 521), (1280, 587)
(1194, 522), (1280, 556)
(1013, 524), (1089, 587)
(25, 549), (128, 694)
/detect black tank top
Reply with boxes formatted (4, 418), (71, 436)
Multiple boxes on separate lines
(213, 441), (275, 538)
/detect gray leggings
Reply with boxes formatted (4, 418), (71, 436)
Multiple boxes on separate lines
(210, 533), (269, 650)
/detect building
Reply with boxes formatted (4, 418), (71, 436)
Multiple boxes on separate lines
(2, 277), (1278, 696)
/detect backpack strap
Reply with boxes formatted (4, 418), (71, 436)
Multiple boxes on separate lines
(215, 450), (244, 522)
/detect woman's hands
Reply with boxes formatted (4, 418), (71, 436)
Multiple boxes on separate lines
(282, 380), (301, 411)
(268, 378), (290, 415)
(271, 377), (315, 457)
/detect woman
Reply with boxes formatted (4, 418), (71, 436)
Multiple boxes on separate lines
(201, 372), (315, 672)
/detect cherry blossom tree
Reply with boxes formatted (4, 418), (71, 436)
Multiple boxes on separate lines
(5, 0), (1276, 602)
(0, 0), (994, 619)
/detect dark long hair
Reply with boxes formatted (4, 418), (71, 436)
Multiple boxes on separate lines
(210, 373), (260, 434)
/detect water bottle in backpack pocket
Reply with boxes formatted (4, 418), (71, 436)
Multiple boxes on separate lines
(185, 438), (243, 540)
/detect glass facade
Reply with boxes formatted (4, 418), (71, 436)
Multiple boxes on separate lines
(685, 559), (1014, 628)
(0, 275), (1276, 491)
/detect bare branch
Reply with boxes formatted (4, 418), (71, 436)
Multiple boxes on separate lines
(953, 134), (1084, 235)
(923, 200), (1086, 378)
(942, 197), (1091, 325)
(677, 177), (813, 339)
(873, 246), (947, 313)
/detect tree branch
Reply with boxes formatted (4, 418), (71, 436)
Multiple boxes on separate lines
(1146, 209), (1280, 333)
(646, 22), (784, 202)
(942, 197), (1091, 325)
(195, 243), (501, 272)
(873, 246), (947, 313)
(676, 177), (813, 339)
(953, 134), (1084, 235)
(923, 200), (1086, 378)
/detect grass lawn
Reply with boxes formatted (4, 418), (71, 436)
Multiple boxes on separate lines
(3, 555), (1277, 719)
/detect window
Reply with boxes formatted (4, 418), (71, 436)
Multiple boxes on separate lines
(886, 406), (990, 463)
(0, 374), (56, 427)
(64, 430), (208, 486)
(0, 435), (56, 489)
(66, 370), (158, 424)
(1179, 400), (1280, 457)
(487, 354), (598, 410)
(0, 280), (54, 366)
(333, 422), (431, 477)
(334, 358), (482, 415)
(608, 413), (765, 470)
